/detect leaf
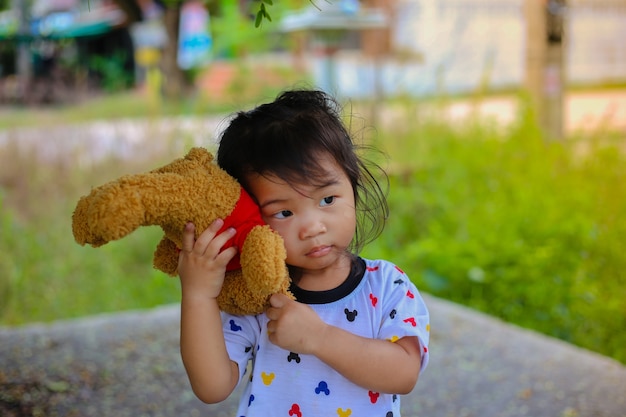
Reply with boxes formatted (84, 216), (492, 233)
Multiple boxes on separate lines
(252, 1), (275, 27)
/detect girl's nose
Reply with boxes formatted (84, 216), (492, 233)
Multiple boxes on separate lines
(299, 220), (327, 240)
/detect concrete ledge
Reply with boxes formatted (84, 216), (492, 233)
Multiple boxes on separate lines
(1, 294), (625, 416)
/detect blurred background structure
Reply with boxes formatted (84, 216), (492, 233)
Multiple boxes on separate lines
(0, 0), (624, 102)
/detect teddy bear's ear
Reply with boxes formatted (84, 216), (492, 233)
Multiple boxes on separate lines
(185, 147), (214, 165)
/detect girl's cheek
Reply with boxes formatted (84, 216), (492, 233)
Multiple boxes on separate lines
(267, 222), (289, 243)
(275, 232), (295, 255)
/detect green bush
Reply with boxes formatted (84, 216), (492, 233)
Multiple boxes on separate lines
(0, 147), (182, 325)
(0, 193), (180, 324)
(363, 99), (626, 364)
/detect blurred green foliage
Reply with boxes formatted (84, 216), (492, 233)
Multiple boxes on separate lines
(0, 92), (624, 367)
(0, 202), (179, 323)
(0, 152), (181, 324)
(363, 97), (626, 364)
(212, 0), (299, 57)
(89, 51), (134, 93)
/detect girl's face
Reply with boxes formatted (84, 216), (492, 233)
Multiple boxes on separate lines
(246, 155), (356, 290)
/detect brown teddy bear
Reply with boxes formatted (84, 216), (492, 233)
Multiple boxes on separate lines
(72, 147), (292, 315)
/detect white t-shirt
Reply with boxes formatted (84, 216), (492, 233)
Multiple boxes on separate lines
(221, 257), (430, 417)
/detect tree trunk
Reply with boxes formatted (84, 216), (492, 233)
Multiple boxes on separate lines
(161, 3), (187, 99)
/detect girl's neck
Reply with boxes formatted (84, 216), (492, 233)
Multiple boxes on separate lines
(289, 253), (355, 292)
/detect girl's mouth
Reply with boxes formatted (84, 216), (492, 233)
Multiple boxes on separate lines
(306, 245), (332, 258)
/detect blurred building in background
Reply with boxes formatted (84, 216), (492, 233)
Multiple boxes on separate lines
(0, 0), (624, 103)
(307, 0), (626, 98)
(0, 0), (138, 103)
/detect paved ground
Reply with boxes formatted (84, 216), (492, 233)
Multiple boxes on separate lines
(1, 293), (625, 417)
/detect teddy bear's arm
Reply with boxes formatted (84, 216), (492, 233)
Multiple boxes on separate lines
(153, 237), (179, 276)
(72, 172), (220, 247)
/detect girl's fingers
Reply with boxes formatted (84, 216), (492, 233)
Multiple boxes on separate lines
(217, 245), (238, 265)
(184, 219), (236, 260)
(193, 219), (224, 253)
(181, 222), (196, 252)
(212, 228), (237, 259)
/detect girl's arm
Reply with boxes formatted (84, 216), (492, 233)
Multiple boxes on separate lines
(266, 294), (423, 394)
(178, 220), (240, 403)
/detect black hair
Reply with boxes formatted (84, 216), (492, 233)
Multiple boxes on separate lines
(216, 89), (388, 254)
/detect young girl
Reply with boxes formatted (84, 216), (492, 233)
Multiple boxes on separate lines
(177, 90), (430, 416)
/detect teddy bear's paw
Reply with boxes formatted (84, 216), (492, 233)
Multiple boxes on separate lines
(72, 195), (98, 245)
(240, 225), (291, 295)
(218, 270), (270, 315)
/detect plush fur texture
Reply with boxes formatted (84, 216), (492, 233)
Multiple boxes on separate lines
(72, 147), (292, 315)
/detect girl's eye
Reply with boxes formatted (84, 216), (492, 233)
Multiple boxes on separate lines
(320, 196), (335, 206)
(274, 210), (293, 219)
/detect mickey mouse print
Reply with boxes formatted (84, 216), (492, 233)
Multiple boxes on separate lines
(222, 257), (430, 416)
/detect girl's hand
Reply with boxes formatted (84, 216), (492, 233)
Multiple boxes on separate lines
(178, 220), (238, 300)
(266, 293), (328, 354)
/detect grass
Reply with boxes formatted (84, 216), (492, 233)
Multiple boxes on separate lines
(1, 87), (625, 366)
(362, 97), (626, 364)
(0, 91), (196, 129)
(0, 145), (184, 323)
